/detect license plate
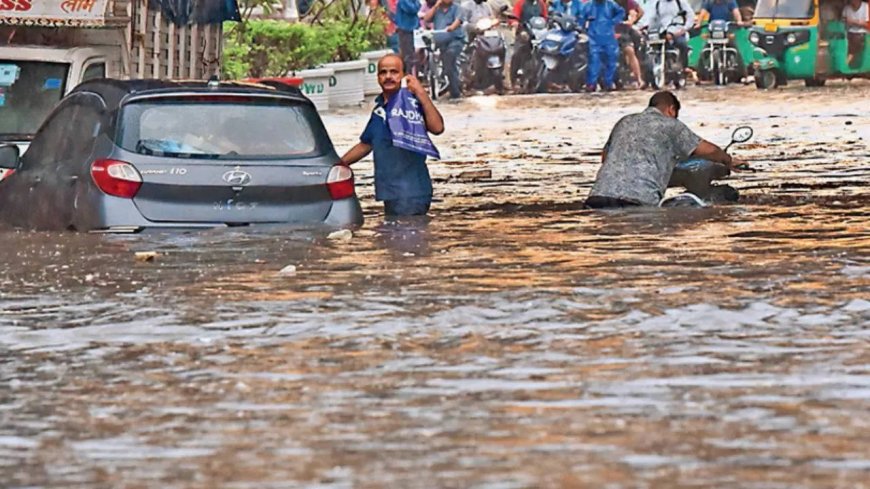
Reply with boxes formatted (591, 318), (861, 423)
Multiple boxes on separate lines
(764, 23), (778, 32)
(483, 30), (499, 38)
(545, 33), (563, 42)
(712, 31), (725, 39)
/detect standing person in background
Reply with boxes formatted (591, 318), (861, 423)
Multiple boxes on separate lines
(843, 0), (869, 68)
(614, 0), (645, 89)
(396, 0), (422, 75)
(422, 0), (466, 100)
(578, 0), (625, 92)
(647, 0), (695, 73)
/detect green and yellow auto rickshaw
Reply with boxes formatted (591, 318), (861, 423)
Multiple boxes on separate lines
(749, 0), (870, 88)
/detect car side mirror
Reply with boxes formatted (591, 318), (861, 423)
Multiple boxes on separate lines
(0, 144), (20, 170)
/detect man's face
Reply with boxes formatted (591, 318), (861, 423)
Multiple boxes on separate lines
(377, 56), (404, 94)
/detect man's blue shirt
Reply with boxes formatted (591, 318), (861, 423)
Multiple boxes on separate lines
(549, 0), (583, 19)
(703, 0), (738, 22)
(360, 95), (433, 202)
(432, 3), (465, 43)
(395, 0), (421, 32)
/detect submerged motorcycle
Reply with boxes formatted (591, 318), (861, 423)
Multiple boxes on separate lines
(661, 126), (754, 207)
(533, 14), (588, 93)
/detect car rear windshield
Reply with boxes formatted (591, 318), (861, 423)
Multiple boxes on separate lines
(117, 96), (324, 159)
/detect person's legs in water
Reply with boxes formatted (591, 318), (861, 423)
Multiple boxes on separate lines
(441, 41), (464, 99)
(586, 41), (603, 91)
(510, 30), (530, 88)
(384, 196), (432, 217)
(398, 29), (417, 76)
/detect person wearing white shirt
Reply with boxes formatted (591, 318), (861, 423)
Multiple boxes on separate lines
(646, 0), (695, 69)
(843, 0), (869, 67)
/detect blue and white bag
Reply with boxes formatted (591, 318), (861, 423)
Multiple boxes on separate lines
(386, 87), (440, 160)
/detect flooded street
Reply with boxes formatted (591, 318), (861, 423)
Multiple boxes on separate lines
(1, 83), (868, 488)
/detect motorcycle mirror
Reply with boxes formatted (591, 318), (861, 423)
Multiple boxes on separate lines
(731, 126), (753, 143)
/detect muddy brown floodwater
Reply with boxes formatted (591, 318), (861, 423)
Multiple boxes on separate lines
(1, 83), (868, 489)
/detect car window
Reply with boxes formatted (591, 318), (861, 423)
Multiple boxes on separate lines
(116, 97), (324, 160)
(82, 62), (106, 82)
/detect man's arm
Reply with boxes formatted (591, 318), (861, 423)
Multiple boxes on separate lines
(423, 0), (440, 22)
(405, 75), (445, 134)
(695, 8), (708, 26)
(692, 139), (749, 169)
(339, 142), (373, 166)
(611, 1), (626, 22)
(447, 7), (462, 31)
(732, 7), (744, 25)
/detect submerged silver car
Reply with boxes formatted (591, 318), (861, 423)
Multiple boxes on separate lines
(0, 79), (362, 232)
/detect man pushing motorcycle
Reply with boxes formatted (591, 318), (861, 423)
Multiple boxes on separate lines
(577, 0), (626, 92)
(585, 91), (750, 209)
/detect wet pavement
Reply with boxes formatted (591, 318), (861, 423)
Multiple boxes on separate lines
(1, 83), (868, 488)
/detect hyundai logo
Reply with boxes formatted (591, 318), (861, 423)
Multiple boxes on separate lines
(222, 169), (252, 186)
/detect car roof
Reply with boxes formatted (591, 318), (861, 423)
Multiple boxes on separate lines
(70, 78), (311, 109)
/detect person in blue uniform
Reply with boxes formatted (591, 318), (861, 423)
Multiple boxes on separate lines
(577, 0), (625, 92)
(339, 54), (445, 217)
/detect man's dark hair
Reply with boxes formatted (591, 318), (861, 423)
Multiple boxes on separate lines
(648, 91), (681, 115)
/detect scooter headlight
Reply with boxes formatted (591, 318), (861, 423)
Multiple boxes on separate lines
(749, 31), (760, 44)
(786, 33), (797, 44)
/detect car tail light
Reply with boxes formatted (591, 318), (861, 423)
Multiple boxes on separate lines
(0, 169), (15, 183)
(91, 159), (142, 198)
(326, 165), (355, 200)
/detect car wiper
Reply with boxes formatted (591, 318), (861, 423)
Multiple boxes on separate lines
(136, 139), (221, 159)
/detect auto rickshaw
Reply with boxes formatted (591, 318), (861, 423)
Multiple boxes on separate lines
(749, 0), (870, 88)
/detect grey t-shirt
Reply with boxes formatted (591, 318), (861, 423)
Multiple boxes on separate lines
(589, 107), (702, 205)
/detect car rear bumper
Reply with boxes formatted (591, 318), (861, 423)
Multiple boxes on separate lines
(86, 196), (364, 233)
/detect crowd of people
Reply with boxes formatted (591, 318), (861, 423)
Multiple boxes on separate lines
(373, 0), (756, 97)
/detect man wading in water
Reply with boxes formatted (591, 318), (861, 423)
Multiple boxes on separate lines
(340, 54), (445, 217)
(585, 91), (749, 208)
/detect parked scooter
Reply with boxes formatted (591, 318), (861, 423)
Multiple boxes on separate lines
(510, 15), (549, 93)
(644, 16), (689, 90)
(465, 17), (508, 94)
(699, 20), (741, 86)
(533, 14), (588, 93)
(662, 126), (754, 207)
